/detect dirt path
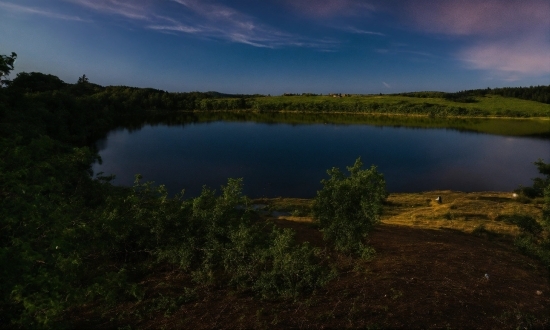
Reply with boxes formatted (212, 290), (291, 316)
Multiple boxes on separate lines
(128, 223), (550, 329)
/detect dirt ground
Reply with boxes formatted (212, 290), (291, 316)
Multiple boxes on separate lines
(96, 227), (548, 329)
(81, 192), (550, 329)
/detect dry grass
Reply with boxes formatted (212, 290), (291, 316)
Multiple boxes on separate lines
(383, 191), (543, 236)
(253, 191), (545, 237)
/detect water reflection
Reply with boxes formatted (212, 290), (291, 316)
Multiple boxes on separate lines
(93, 118), (550, 198)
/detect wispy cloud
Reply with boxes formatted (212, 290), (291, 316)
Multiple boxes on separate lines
(154, 0), (338, 49)
(148, 24), (202, 34)
(383, 82), (391, 88)
(0, 1), (90, 21)
(61, 0), (337, 49)
(284, 0), (375, 18)
(167, 0), (290, 48)
(397, 50), (434, 58)
(344, 26), (385, 36)
(374, 46), (434, 60)
(64, 0), (149, 20)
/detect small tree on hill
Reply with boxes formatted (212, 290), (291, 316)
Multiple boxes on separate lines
(77, 74), (89, 84)
(516, 159), (550, 198)
(313, 158), (387, 257)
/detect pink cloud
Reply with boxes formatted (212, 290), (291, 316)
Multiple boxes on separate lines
(459, 39), (550, 77)
(403, 0), (550, 79)
(406, 0), (550, 36)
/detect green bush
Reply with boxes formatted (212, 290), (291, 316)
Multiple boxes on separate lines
(543, 184), (550, 229)
(515, 159), (550, 198)
(252, 228), (333, 298)
(152, 178), (331, 298)
(510, 164), (550, 271)
(496, 214), (543, 236)
(312, 158), (387, 256)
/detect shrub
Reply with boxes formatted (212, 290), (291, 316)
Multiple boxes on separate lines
(543, 184), (550, 229)
(152, 178), (331, 298)
(496, 214), (543, 236)
(312, 158), (387, 256)
(515, 159), (550, 198)
(511, 165), (550, 271)
(252, 228), (333, 298)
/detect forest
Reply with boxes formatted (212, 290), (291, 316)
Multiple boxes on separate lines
(2, 52), (550, 328)
(398, 85), (550, 104)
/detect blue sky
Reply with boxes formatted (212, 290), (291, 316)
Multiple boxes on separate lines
(1, 0), (549, 94)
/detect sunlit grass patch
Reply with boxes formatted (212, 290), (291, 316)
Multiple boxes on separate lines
(257, 191), (544, 237)
(381, 191), (543, 235)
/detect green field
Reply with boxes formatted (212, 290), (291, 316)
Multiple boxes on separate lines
(258, 94), (550, 115)
(198, 94), (550, 118)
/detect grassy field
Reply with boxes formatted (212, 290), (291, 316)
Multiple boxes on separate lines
(173, 93), (550, 136)
(253, 191), (544, 236)
(249, 94), (550, 117)
(78, 191), (550, 329)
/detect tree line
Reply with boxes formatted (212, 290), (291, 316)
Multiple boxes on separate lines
(398, 85), (550, 104)
(3, 69), (549, 122)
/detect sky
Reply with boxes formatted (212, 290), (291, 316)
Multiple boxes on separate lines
(1, 0), (549, 95)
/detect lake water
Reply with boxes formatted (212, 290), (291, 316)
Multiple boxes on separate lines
(93, 119), (550, 198)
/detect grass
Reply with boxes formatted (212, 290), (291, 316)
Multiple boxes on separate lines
(250, 94), (550, 117)
(252, 191), (545, 237)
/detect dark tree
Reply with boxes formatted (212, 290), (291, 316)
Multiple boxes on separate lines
(77, 74), (89, 84)
(0, 52), (17, 86)
(10, 72), (66, 93)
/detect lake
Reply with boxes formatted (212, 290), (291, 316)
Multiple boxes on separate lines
(93, 116), (550, 198)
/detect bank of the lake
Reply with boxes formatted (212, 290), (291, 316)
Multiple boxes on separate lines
(153, 110), (550, 137)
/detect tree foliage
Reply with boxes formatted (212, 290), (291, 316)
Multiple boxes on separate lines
(515, 159), (550, 198)
(0, 53), (332, 327)
(0, 52), (17, 86)
(510, 160), (550, 273)
(542, 164), (550, 229)
(313, 158), (387, 256)
(400, 85), (550, 105)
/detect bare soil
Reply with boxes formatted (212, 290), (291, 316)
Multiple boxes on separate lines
(77, 192), (550, 329)
(89, 229), (548, 329)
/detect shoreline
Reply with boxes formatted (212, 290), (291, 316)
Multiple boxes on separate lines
(158, 109), (550, 120)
